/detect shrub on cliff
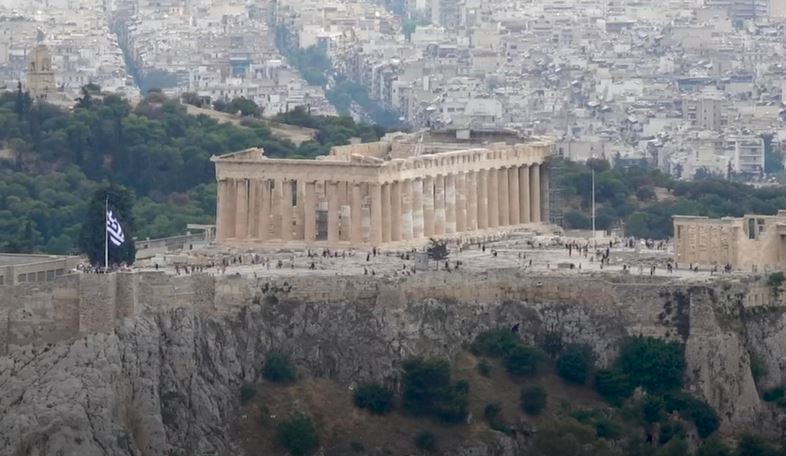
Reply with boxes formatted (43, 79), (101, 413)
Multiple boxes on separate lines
(239, 383), (256, 404)
(353, 383), (394, 415)
(735, 433), (780, 456)
(504, 345), (546, 376)
(594, 368), (634, 405)
(414, 431), (436, 450)
(557, 344), (595, 385)
(617, 336), (685, 393)
(263, 351), (296, 383)
(696, 436), (731, 456)
(520, 385), (547, 415)
(662, 392), (719, 438)
(276, 413), (319, 456)
(471, 329), (521, 358)
(402, 357), (469, 423)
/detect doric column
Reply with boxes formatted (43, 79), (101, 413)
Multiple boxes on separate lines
(270, 179), (283, 239)
(371, 183), (383, 246)
(391, 181), (402, 241)
(248, 180), (258, 239)
(477, 171), (487, 230)
(445, 174), (456, 234)
(259, 179), (270, 240)
(413, 178), (424, 239)
(351, 183), (363, 244)
(339, 182), (350, 242)
(217, 180), (236, 240)
(509, 167), (520, 225)
(382, 183), (391, 243)
(423, 176), (435, 237)
(328, 181), (340, 244)
(487, 169), (499, 228)
(401, 179), (413, 241)
(235, 179), (249, 239)
(455, 172), (466, 232)
(540, 164), (550, 223)
(280, 180), (293, 241)
(498, 168), (509, 226)
(434, 175), (446, 235)
(519, 165), (531, 223)
(467, 171), (477, 231)
(304, 181), (316, 242)
(530, 164), (541, 223)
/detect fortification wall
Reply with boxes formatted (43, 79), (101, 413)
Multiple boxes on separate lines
(0, 269), (763, 355)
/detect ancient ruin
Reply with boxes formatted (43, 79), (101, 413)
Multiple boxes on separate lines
(211, 130), (553, 247)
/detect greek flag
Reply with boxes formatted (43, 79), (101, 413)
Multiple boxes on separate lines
(106, 209), (125, 247)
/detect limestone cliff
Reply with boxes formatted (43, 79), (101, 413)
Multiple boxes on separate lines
(0, 272), (784, 455)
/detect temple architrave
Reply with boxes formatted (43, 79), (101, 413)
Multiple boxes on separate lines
(211, 130), (554, 247)
(673, 212), (786, 270)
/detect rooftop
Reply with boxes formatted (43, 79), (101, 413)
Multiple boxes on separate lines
(0, 253), (75, 267)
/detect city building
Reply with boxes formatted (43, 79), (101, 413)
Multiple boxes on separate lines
(26, 45), (56, 100)
(212, 130), (554, 247)
(673, 212), (786, 270)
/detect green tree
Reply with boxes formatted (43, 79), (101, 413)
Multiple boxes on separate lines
(471, 329), (521, 357)
(735, 434), (780, 456)
(617, 336), (685, 393)
(353, 383), (394, 415)
(78, 185), (136, 266)
(595, 368), (634, 405)
(697, 437), (731, 456)
(557, 344), (595, 384)
(520, 385), (547, 415)
(504, 345), (546, 376)
(402, 357), (469, 423)
(427, 238), (450, 261)
(263, 351), (297, 383)
(276, 413), (319, 456)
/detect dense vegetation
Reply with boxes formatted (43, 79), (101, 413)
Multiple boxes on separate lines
(0, 88), (383, 254)
(560, 158), (786, 239)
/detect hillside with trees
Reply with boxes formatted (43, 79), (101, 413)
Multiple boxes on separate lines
(0, 88), (385, 254)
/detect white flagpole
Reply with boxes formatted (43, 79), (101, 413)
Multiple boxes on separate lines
(104, 196), (109, 272)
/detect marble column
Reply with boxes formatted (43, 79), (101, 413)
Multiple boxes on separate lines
(391, 181), (402, 241)
(401, 179), (413, 241)
(295, 181), (305, 240)
(247, 180), (258, 239)
(235, 179), (249, 239)
(281, 180), (293, 241)
(381, 183), (392, 243)
(540, 165), (550, 223)
(351, 183), (363, 244)
(498, 168), (509, 226)
(270, 179), (283, 239)
(509, 167), (520, 225)
(434, 175), (446, 235)
(455, 172), (466, 233)
(217, 180), (236, 240)
(423, 176), (435, 237)
(530, 164), (541, 223)
(413, 178), (424, 239)
(519, 165), (530, 223)
(371, 183), (383, 246)
(328, 181), (340, 244)
(445, 174), (456, 234)
(339, 182), (350, 242)
(304, 181), (316, 242)
(467, 171), (478, 231)
(259, 179), (270, 240)
(477, 171), (488, 230)
(487, 169), (499, 228)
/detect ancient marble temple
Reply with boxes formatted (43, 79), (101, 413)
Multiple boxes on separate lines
(211, 130), (553, 247)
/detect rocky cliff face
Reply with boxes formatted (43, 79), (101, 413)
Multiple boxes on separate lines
(1, 274), (784, 455)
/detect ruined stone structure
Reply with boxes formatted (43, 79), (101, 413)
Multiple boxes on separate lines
(26, 45), (56, 100)
(674, 211), (786, 269)
(211, 131), (553, 247)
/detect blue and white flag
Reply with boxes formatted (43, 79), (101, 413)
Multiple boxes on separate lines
(106, 209), (125, 247)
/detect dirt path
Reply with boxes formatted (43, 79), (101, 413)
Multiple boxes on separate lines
(184, 105), (316, 145)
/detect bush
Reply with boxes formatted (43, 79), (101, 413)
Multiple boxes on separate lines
(640, 395), (664, 424)
(350, 440), (365, 452)
(736, 433), (780, 456)
(532, 418), (610, 455)
(594, 368), (634, 405)
(750, 355), (767, 384)
(662, 392), (719, 438)
(557, 344), (595, 385)
(658, 421), (685, 445)
(521, 385), (547, 415)
(263, 351), (297, 383)
(762, 386), (784, 402)
(239, 383), (256, 404)
(659, 437), (689, 456)
(504, 345), (546, 376)
(402, 358), (469, 423)
(471, 329), (521, 357)
(414, 431), (436, 451)
(696, 436), (731, 456)
(617, 336), (685, 393)
(276, 413), (319, 456)
(594, 417), (621, 439)
(543, 331), (564, 358)
(483, 402), (511, 434)
(353, 383), (394, 415)
(477, 359), (492, 377)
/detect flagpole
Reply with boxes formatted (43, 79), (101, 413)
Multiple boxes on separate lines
(104, 196), (109, 272)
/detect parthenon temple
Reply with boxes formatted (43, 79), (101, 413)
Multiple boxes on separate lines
(211, 130), (553, 247)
